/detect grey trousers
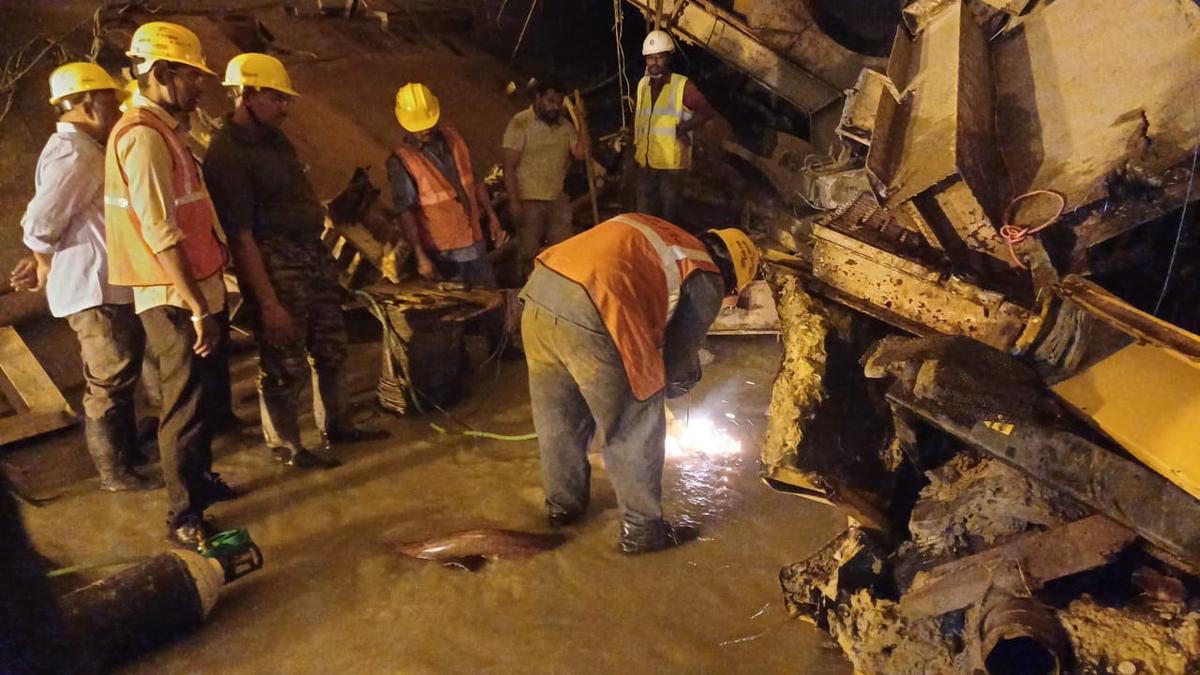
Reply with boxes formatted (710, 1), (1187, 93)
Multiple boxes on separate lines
(67, 304), (143, 421)
(522, 302), (667, 527)
(140, 305), (214, 528)
(634, 167), (686, 223)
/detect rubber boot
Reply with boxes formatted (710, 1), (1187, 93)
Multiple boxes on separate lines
(85, 413), (162, 492)
(617, 519), (699, 555)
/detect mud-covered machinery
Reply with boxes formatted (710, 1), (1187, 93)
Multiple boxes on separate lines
(627, 0), (1200, 671)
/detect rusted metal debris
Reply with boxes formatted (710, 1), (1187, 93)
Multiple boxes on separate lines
(900, 515), (1136, 621)
(665, 0), (1200, 671)
(876, 335), (1200, 570)
(622, 0), (846, 113)
(810, 203), (1032, 351)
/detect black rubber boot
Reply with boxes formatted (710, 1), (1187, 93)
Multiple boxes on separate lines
(322, 426), (390, 446)
(85, 414), (163, 492)
(547, 498), (587, 529)
(270, 446), (341, 469)
(617, 519), (699, 555)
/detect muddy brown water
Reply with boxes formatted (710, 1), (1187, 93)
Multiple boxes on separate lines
(20, 335), (850, 674)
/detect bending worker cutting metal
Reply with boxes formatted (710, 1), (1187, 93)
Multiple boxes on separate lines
(520, 213), (759, 554)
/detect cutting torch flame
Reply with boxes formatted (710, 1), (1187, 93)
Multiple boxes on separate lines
(665, 408), (742, 459)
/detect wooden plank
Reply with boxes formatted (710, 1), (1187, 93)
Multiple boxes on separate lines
(0, 326), (71, 413)
(0, 409), (77, 447)
(900, 515), (1136, 620)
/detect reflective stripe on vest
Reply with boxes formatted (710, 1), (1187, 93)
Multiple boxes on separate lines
(393, 125), (483, 252)
(535, 213), (719, 400)
(608, 214), (712, 323)
(107, 192), (211, 209)
(105, 108), (227, 287)
(634, 73), (691, 170)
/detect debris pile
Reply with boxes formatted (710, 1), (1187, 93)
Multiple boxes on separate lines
(628, 0), (1200, 671)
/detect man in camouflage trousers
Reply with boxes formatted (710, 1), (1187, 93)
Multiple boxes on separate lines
(204, 54), (388, 468)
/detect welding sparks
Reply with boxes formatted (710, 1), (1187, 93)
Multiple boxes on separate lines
(665, 408), (743, 459)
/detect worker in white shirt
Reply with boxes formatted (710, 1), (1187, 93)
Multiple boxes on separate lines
(18, 62), (162, 492)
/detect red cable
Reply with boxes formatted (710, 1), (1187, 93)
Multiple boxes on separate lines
(999, 189), (1067, 269)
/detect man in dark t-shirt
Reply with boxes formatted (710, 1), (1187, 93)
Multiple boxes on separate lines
(204, 53), (387, 468)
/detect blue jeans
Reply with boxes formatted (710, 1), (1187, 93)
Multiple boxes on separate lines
(431, 254), (498, 289)
(522, 301), (667, 528)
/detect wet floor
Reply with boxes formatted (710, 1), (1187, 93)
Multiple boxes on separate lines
(20, 331), (850, 674)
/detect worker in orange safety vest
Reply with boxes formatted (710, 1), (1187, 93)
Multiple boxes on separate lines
(388, 82), (508, 286)
(105, 21), (239, 550)
(520, 213), (760, 553)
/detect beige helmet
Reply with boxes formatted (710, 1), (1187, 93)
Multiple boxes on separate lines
(223, 53), (299, 96)
(126, 21), (215, 76)
(642, 29), (675, 56)
(48, 62), (121, 105)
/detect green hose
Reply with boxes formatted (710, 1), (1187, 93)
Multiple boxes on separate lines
(47, 556), (150, 578)
(430, 423), (537, 442)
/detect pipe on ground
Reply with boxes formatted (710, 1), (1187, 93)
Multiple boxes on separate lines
(58, 551), (229, 671)
(981, 594), (1071, 675)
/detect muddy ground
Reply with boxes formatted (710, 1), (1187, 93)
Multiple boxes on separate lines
(16, 326), (852, 674)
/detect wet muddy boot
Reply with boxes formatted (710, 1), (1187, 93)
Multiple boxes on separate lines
(314, 368), (390, 447)
(617, 519), (699, 555)
(322, 426), (391, 446)
(85, 415), (162, 492)
(547, 509), (584, 529)
(547, 499), (587, 529)
(271, 446), (341, 469)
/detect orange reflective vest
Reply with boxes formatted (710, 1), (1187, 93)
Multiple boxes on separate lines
(105, 108), (226, 286)
(536, 213), (720, 400)
(393, 126), (483, 252)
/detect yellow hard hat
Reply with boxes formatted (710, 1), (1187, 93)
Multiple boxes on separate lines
(395, 82), (440, 133)
(642, 29), (675, 56)
(708, 228), (760, 293)
(126, 21), (215, 76)
(223, 53), (298, 96)
(47, 62), (121, 105)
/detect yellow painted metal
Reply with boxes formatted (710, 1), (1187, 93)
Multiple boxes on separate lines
(1052, 342), (1200, 501)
